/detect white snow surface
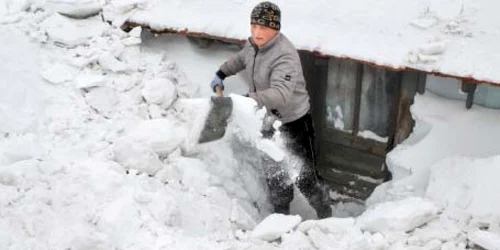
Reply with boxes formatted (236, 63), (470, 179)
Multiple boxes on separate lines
(2, 2), (500, 250)
(356, 197), (439, 233)
(251, 214), (302, 242)
(105, 0), (500, 84)
(469, 230), (500, 250)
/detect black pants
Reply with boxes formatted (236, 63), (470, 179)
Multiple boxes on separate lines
(264, 113), (331, 218)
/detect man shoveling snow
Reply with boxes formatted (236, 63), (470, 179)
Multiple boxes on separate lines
(209, 1), (331, 218)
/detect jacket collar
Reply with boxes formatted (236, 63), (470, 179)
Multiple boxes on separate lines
(249, 32), (281, 52)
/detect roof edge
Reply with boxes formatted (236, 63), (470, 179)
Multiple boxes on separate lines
(124, 21), (500, 87)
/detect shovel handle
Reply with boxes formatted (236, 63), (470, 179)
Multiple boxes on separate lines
(216, 85), (224, 97)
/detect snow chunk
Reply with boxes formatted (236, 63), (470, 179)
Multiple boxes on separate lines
(356, 197), (439, 233)
(74, 69), (106, 88)
(128, 26), (142, 38)
(127, 118), (187, 156)
(45, 0), (103, 19)
(469, 230), (500, 250)
(141, 77), (177, 108)
(252, 214), (302, 242)
(418, 40), (448, 55)
(41, 63), (79, 84)
(113, 138), (163, 175)
(40, 13), (106, 47)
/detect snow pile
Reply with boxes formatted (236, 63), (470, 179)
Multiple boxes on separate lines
(366, 92), (500, 249)
(3, 1), (500, 249)
(0, 4), (274, 249)
(370, 93), (500, 213)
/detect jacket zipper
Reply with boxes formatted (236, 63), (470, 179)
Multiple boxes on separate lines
(251, 43), (259, 93)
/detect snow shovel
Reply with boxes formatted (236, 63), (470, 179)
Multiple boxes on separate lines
(198, 85), (233, 143)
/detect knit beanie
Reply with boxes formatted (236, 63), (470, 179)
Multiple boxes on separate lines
(250, 2), (281, 30)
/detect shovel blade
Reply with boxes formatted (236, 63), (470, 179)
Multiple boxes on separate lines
(198, 96), (233, 143)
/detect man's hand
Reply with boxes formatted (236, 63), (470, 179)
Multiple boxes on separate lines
(210, 75), (224, 92)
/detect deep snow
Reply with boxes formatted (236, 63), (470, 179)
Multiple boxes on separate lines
(1, 1), (500, 250)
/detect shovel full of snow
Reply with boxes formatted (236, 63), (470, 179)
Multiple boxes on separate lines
(198, 85), (233, 143)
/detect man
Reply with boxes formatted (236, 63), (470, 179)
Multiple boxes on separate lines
(210, 1), (332, 218)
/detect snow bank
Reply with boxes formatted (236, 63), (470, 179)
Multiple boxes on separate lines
(369, 92), (500, 211)
(426, 156), (500, 218)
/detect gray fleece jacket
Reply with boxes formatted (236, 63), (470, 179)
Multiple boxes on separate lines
(218, 33), (310, 124)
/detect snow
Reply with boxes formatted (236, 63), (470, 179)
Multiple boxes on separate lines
(251, 214), (302, 242)
(106, 0), (500, 85)
(44, 0), (103, 19)
(426, 156), (500, 218)
(470, 230), (500, 250)
(2, 2), (500, 250)
(356, 197), (439, 233)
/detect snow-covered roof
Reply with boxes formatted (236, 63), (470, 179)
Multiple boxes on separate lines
(105, 0), (500, 85)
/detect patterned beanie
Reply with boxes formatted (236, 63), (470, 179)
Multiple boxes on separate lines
(250, 2), (281, 30)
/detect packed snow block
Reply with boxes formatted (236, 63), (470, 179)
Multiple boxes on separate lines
(356, 197), (439, 233)
(39, 13), (106, 47)
(113, 138), (163, 175)
(41, 63), (79, 84)
(251, 214), (302, 242)
(141, 78), (177, 109)
(426, 156), (500, 217)
(45, 0), (103, 19)
(127, 118), (187, 156)
(469, 230), (500, 250)
(74, 70), (106, 88)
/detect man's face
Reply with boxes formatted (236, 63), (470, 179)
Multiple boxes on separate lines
(251, 24), (278, 48)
